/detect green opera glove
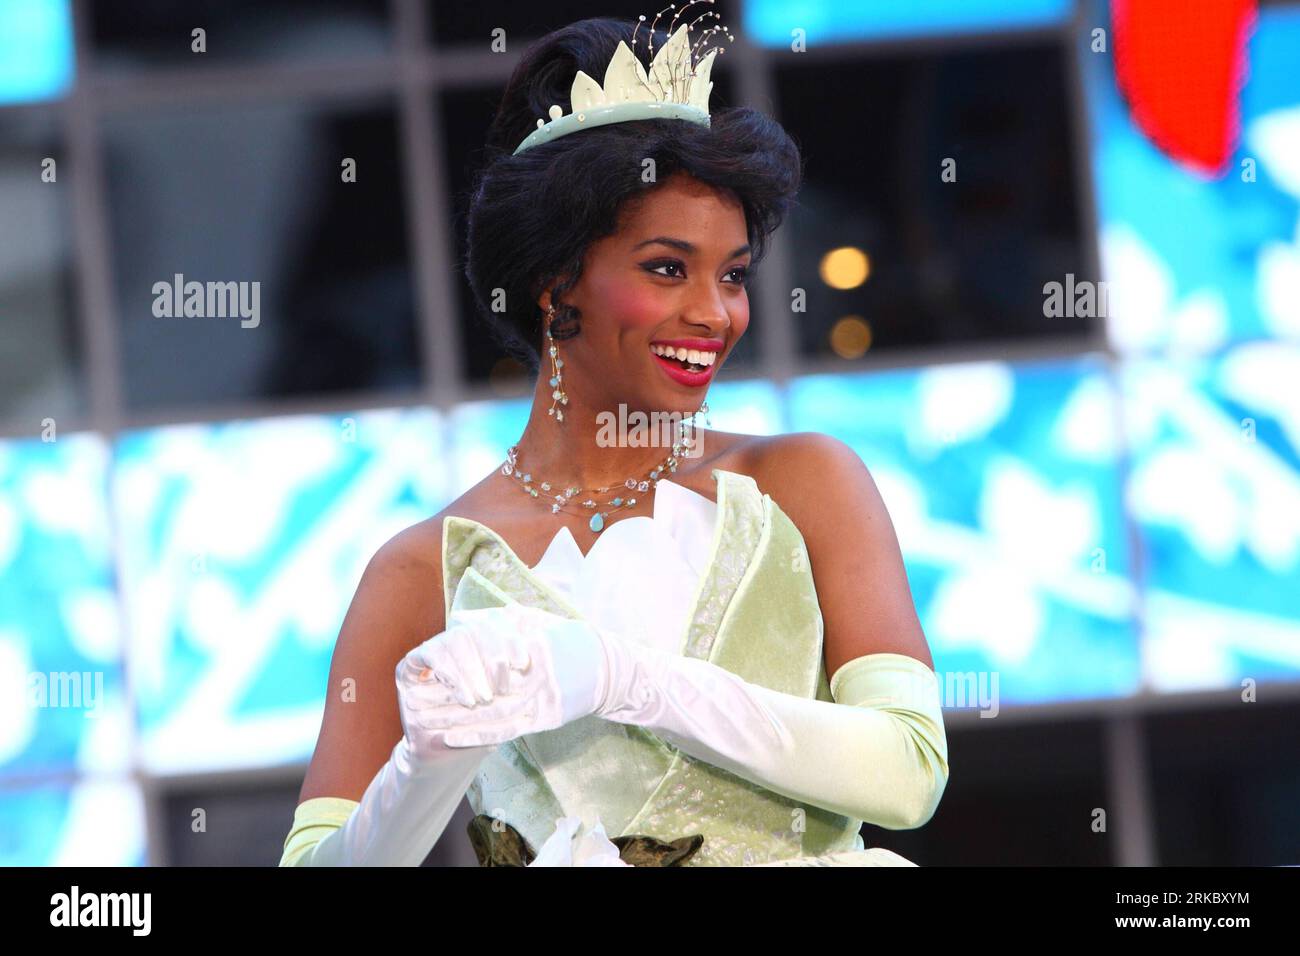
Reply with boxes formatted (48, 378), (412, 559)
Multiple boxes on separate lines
(595, 641), (950, 830)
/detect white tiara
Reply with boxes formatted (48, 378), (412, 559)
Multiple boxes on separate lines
(512, 2), (733, 155)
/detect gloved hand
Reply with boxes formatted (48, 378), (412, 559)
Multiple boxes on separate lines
(409, 604), (949, 831)
(279, 625), (520, 866)
(411, 603), (611, 747)
(397, 612), (535, 756)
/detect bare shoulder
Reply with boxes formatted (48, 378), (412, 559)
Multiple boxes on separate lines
(356, 517), (447, 649)
(750, 430), (858, 475)
(359, 481), (494, 643)
(685, 429), (865, 521)
(748, 431), (874, 527)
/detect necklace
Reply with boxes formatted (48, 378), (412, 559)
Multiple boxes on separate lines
(502, 441), (683, 532)
(502, 425), (698, 533)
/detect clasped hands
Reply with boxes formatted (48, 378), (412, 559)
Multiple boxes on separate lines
(395, 603), (619, 758)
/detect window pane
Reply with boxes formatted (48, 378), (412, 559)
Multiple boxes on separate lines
(775, 42), (1092, 361)
(0, 109), (82, 423)
(438, 86), (524, 389)
(101, 96), (421, 411)
(428, 0), (738, 46)
(89, 0), (391, 70)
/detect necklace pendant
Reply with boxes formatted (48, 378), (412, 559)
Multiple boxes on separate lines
(589, 512), (605, 533)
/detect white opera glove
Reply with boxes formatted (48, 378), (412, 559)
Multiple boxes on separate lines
(282, 629), (518, 867)
(412, 604), (610, 747)
(416, 605), (949, 831)
(593, 632), (951, 831)
(289, 737), (491, 866)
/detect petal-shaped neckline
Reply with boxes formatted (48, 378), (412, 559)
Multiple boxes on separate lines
(533, 478), (717, 567)
(444, 468), (744, 659)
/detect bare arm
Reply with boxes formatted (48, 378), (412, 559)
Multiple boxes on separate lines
(297, 522), (447, 805)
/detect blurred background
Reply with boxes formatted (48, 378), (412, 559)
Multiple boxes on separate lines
(1, 0), (1298, 866)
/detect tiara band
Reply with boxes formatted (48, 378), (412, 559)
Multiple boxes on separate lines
(513, 4), (733, 156)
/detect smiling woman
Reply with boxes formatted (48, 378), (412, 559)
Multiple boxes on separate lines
(281, 11), (947, 869)
(537, 173), (749, 398)
(462, 16), (799, 384)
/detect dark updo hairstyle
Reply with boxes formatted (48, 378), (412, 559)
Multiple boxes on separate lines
(463, 16), (803, 373)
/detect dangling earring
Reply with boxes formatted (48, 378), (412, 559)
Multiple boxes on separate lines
(680, 400), (710, 455)
(545, 305), (568, 424)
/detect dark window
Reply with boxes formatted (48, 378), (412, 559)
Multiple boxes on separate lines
(101, 96), (420, 410)
(879, 716), (1113, 866)
(775, 41), (1093, 361)
(428, 1), (742, 46)
(1145, 701), (1300, 867)
(89, 0), (392, 70)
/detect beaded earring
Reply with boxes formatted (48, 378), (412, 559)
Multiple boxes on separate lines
(544, 305), (568, 424)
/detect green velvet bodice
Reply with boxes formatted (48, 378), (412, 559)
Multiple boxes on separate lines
(441, 467), (865, 866)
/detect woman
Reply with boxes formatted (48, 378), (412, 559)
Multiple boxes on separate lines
(279, 10), (948, 868)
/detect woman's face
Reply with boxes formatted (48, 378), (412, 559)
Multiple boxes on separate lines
(545, 172), (752, 415)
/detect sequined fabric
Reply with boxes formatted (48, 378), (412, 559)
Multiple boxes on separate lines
(442, 468), (866, 866)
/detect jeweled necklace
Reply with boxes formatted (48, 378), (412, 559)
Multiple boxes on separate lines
(502, 420), (701, 533)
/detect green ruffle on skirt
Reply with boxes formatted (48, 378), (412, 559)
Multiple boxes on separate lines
(467, 814), (704, 867)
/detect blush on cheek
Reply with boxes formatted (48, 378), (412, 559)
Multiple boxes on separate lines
(589, 271), (664, 332)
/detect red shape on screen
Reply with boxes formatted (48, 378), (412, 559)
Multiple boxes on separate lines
(1111, 0), (1257, 177)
